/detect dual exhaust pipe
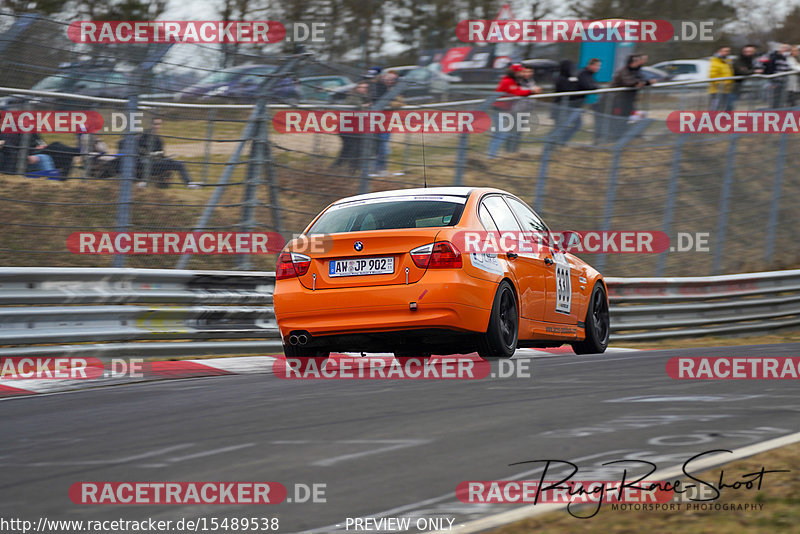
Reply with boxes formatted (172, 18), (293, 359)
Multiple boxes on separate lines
(288, 332), (310, 346)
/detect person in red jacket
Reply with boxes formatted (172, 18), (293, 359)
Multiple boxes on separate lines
(488, 64), (541, 158)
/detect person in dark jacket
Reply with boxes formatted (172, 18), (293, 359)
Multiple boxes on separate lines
(610, 54), (651, 137)
(332, 81), (371, 171)
(550, 58), (600, 144)
(731, 45), (762, 109)
(136, 117), (198, 188)
(764, 44), (791, 108)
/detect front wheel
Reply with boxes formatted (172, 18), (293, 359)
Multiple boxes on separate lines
(477, 281), (518, 359)
(572, 282), (610, 355)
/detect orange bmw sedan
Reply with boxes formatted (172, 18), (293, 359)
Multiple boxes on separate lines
(273, 187), (609, 358)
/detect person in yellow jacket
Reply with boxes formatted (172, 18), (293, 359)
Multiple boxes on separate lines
(709, 46), (734, 111)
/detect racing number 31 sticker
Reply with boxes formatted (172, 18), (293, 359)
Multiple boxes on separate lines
(554, 252), (571, 314)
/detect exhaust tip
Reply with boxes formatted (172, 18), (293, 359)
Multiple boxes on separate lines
(297, 334), (309, 345)
(289, 335), (299, 345)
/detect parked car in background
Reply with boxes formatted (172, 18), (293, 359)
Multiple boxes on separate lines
(0, 64), (191, 109)
(650, 59), (710, 83)
(332, 65), (461, 104)
(0, 68), (130, 109)
(640, 66), (671, 83)
(387, 65), (461, 100)
(174, 64), (278, 101)
(295, 75), (352, 103)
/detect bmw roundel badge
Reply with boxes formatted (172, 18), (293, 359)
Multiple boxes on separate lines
(354, 241), (363, 251)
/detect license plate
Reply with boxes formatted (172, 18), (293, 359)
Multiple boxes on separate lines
(329, 257), (394, 277)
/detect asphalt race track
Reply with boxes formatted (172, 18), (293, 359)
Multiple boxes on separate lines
(2, 343), (799, 533)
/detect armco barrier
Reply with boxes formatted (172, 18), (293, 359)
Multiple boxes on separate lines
(0, 267), (282, 358)
(606, 269), (800, 341)
(1, 268), (798, 357)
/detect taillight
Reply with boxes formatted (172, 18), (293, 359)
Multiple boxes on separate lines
(276, 252), (311, 280)
(410, 243), (433, 268)
(410, 241), (462, 269)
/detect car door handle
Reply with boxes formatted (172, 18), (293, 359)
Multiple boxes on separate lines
(506, 252), (518, 259)
(544, 257), (554, 266)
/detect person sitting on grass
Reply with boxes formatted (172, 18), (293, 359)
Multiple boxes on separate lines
(136, 117), (200, 189)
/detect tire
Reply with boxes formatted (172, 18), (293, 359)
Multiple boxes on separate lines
(477, 281), (518, 359)
(572, 282), (610, 355)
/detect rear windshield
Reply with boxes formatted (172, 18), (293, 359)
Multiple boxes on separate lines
(308, 196), (467, 234)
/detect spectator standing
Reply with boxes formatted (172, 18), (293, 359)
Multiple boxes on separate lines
(370, 69), (404, 177)
(709, 46), (734, 111)
(610, 55), (651, 137)
(731, 45), (763, 109)
(786, 46), (800, 107)
(765, 44), (792, 108)
(505, 65), (537, 153)
(550, 58), (600, 144)
(332, 81), (371, 171)
(488, 64), (541, 158)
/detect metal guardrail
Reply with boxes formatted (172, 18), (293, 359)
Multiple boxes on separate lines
(1, 268), (798, 357)
(606, 269), (800, 341)
(0, 268), (282, 358)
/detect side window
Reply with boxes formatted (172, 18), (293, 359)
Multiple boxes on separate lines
(482, 195), (522, 231)
(478, 203), (499, 231)
(505, 196), (547, 232)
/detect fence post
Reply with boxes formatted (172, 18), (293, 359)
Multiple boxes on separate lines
(177, 53), (308, 269)
(262, 107), (284, 236)
(595, 118), (653, 272)
(534, 100), (570, 212)
(237, 116), (265, 270)
(656, 134), (686, 276)
(455, 93), (500, 186)
(765, 132), (787, 264)
(359, 77), (412, 194)
(15, 103), (32, 175)
(201, 108), (216, 184)
(112, 83), (140, 268)
(712, 134), (739, 275)
(453, 130), (470, 186)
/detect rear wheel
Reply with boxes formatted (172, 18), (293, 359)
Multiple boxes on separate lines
(572, 283), (610, 355)
(477, 281), (518, 359)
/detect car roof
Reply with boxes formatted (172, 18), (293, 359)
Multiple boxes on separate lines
(224, 64), (277, 72)
(653, 59), (710, 65)
(333, 187), (512, 205)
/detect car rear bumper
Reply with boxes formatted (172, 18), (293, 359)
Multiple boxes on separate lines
(274, 271), (497, 341)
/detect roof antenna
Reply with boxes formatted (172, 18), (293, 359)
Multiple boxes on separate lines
(421, 132), (428, 188)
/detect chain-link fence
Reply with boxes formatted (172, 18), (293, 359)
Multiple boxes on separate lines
(1, 12), (799, 277)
